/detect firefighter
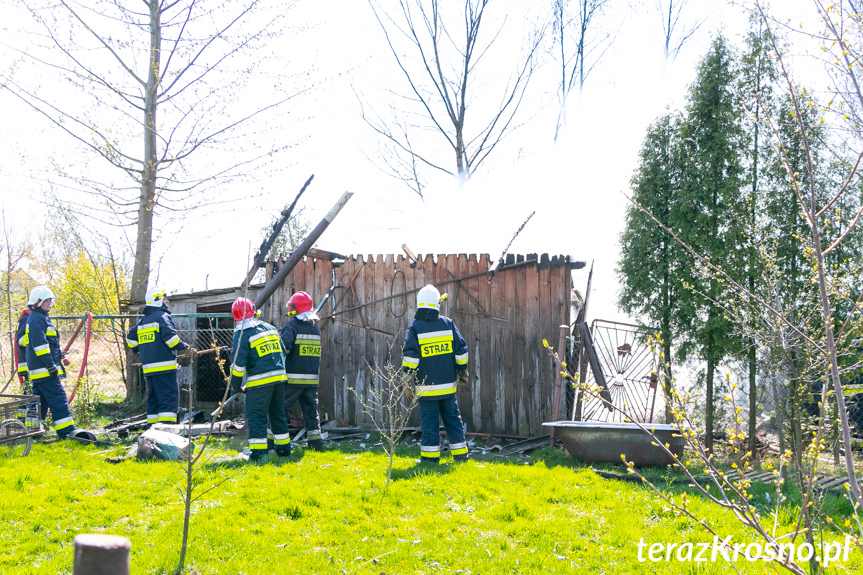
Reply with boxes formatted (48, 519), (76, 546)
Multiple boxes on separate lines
(280, 291), (324, 451)
(24, 286), (78, 438)
(16, 300), (33, 390)
(229, 297), (291, 461)
(16, 293), (44, 429)
(402, 284), (470, 463)
(126, 286), (192, 425)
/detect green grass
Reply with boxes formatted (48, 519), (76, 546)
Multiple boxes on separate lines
(1, 438), (860, 574)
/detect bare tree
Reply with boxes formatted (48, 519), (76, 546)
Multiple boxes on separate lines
(0, 212), (32, 388)
(364, 0), (544, 192)
(351, 338), (420, 487)
(3, 0), (304, 306)
(552, 0), (620, 140)
(747, 0), (863, 509)
(656, 0), (705, 62)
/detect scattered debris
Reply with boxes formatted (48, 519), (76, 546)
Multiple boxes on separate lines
(151, 420), (238, 438)
(136, 429), (193, 461)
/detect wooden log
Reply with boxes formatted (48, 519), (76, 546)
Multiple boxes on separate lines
(73, 534), (131, 575)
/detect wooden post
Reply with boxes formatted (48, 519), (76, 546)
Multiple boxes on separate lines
(73, 534), (131, 575)
(550, 324), (568, 445)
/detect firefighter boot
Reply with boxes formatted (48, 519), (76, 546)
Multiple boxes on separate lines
(308, 439), (324, 452)
(275, 444), (292, 458)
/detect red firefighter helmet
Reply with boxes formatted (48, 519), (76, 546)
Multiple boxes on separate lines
(232, 297), (256, 321)
(287, 291), (314, 315)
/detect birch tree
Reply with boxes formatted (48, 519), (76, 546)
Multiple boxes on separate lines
(364, 0), (544, 193)
(655, 0), (704, 62)
(3, 0), (303, 307)
(551, 0), (619, 140)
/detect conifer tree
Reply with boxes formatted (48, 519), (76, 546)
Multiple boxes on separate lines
(676, 35), (746, 452)
(618, 113), (688, 418)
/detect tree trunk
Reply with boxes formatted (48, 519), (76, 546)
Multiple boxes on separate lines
(130, 0), (162, 306)
(705, 357), (714, 454)
(748, 343), (757, 454)
(809, 206), (863, 506)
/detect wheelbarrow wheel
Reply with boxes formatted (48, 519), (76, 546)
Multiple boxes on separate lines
(0, 419), (32, 457)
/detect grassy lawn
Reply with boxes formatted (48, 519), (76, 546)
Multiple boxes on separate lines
(1, 437), (860, 574)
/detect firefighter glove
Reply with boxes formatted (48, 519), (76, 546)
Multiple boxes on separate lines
(230, 374), (244, 393)
(457, 370), (469, 386)
(47, 365), (59, 378)
(401, 370), (415, 400)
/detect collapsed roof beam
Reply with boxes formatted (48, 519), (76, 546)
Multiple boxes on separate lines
(254, 191), (354, 309)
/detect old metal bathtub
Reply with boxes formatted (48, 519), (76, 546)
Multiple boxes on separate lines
(542, 420), (685, 466)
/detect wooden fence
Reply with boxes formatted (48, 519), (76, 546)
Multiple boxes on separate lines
(259, 253), (574, 436)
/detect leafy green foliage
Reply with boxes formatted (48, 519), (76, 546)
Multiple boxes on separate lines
(51, 252), (129, 317)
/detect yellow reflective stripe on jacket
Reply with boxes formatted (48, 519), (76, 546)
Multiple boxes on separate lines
(33, 343), (51, 357)
(142, 360), (178, 374)
(137, 322), (159, 345)
(17, 363), (28, 374)
(417, 330), (452, 341)
(29, 366), (64, 380)
(245, 369), (287, 388)
(46, 328), (57, 337)
(415, 381), (457, 397)
(286, 373), (318, 385)
(294, 334), (321, 357)
(165, 334), (181, 348)
(249, 330), (282, 357)
(455, 352), (469, 366)
(402, 356), (420, 369)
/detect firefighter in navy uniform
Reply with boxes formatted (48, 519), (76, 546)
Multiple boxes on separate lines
(15, 304), (31, 390)
(229, 297), (292, 461)
(25, 286), (78, 438)
(402, 284), (470, 463)
(280, 291), (324, 451)
(127, 286), (191, 425)
(16, 293), (44, 430)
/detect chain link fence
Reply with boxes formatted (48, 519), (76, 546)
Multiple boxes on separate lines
(722, 358), (863, 451)
(2, 314), (236, 406)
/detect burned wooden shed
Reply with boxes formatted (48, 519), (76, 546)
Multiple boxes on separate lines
(258, 252), (577, 437)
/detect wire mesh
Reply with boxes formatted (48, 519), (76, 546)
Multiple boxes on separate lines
(2, 314), (236, 405)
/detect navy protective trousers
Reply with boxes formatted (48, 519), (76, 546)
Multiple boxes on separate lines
(418, 395), (468, 462)
(33, 375), (74, 437)
(248, 382), (291, 460)
(145, 372), (179, 424)
(284, 386), (321, 441)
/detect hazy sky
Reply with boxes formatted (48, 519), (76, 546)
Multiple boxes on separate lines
(0, 0), (817, 325)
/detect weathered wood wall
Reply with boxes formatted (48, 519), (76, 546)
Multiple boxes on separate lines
(260, 253), (573, 436)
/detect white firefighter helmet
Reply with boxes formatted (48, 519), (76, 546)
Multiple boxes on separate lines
(416, 284), (442, 311)
(28, 285), (55, 306)
(145, 286), (167, 307)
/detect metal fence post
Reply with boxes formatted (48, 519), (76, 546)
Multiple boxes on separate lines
(73, 534), (131, 575)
